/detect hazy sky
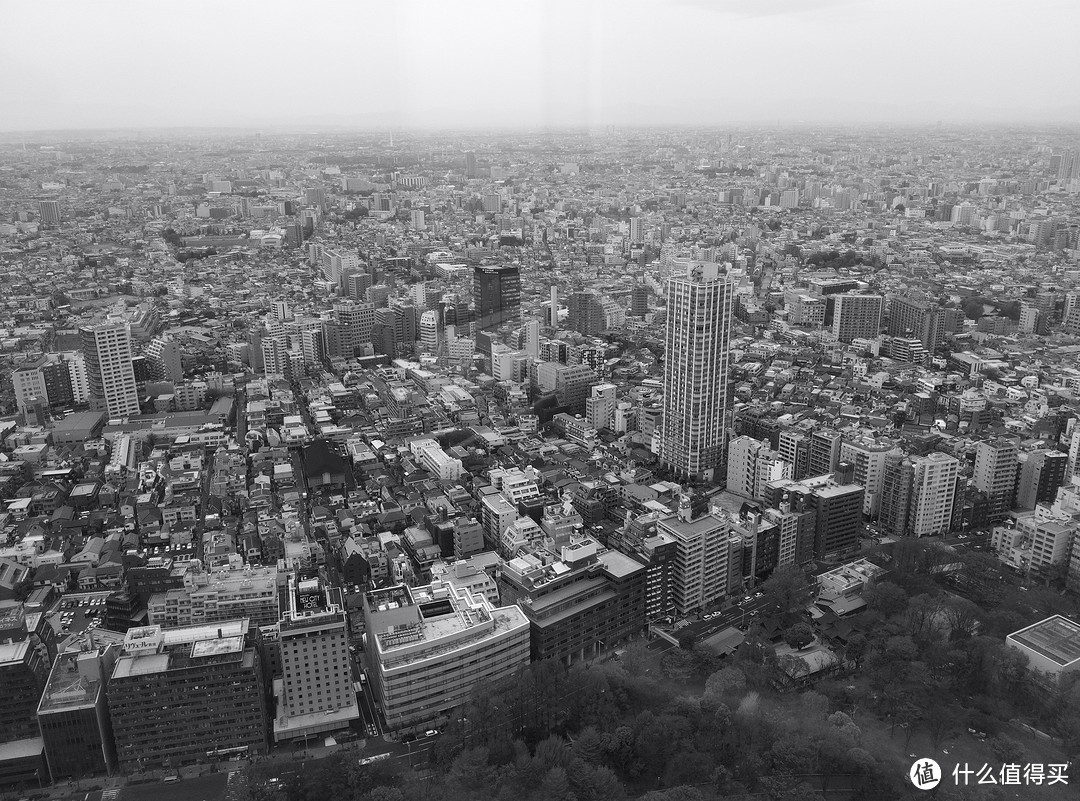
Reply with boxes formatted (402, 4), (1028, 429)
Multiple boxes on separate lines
(3, 0), (1079, 131)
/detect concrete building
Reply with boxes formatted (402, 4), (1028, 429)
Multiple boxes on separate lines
(273, 577), (358, 743)
(838, 438), (895, 517)
(473, 264), (520, 331)
(830, 293), (884, 343)
(1006, 616), (1080, 681)
(36, 645), (118, 781)
(80, 321), (140, 419)
(656, 499), (742, 615)
(660, 261), (734, 480)
(1016, 449), (1068, 511)
(362, 581), (529, 735)
(146, 564), (281, 629)
(973, 439), (1019, 521)
(107, 621), (267, 772)
(498, 534), (646, 664)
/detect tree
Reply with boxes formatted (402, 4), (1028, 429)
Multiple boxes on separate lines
(760, 566), (816, 613)
(783, 623), (814, 651)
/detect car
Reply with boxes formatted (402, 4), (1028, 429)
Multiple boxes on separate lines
(423, 729), (439, 738)
(754, 592), (763, 599)
(743, 595), (752, 602)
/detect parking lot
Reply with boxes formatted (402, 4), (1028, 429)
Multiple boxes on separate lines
(54, 593), (111, 636)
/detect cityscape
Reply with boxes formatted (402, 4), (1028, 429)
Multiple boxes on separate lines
(2, 3), (1080, 801)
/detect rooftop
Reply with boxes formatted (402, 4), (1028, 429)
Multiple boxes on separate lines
(1009, 615), (1080, 667)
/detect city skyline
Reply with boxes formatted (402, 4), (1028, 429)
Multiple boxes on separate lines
(3, 0), (1080, 133)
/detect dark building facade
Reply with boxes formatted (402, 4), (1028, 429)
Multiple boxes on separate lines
(107, 621), (268, 772)
(473, 265), (520, 331)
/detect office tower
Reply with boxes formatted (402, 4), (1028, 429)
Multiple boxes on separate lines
(659, 261), (734, 480)
(568, 290), (606, 337)
(362, 582), (529, 735)
(807, 429), (842, 477)
(37, 200), (60, 224)
(830, 293), (884, 343)
(838, 438), (896, 517)
(419, 309), (440, 353)
(473, 265), (521, 330)
(657, 499), (742, 614)
(79, 322), (140, 419)
(767, 477), (863, 560)
(37, 645), (119, 781)
(498, 535), (646, 664)
(974, 439), (1019, 521)
(274, 577), (358, 743)
(284, 221), (304, 248)
(144, 336), (183, 384)
(550, 286), (559, 327)
(806, 483), (863, 559)
(464, 150), (478, 179)
(630, 284), (649, 317)
(888, 296), (945, 351)
(0, 602), (53, 787)
(778, 429), (810, 480)
(332, 301), (374, 356)
(108, 622), (268, 771)
(629, 216), (644, 244)
(1016, 450), (1068, 510)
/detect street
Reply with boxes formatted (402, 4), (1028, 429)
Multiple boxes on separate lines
(648, 593), (776, 651)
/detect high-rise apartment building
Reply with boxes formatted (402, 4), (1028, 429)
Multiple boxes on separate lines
(79, 322), (140, 419)
(473, 264), (520, 331)
(1016, 449), (1068, 510)
(37, 200), (60, 224)
(974, 439), (1019, 521)
(656, 498), (743, 615)
(908, 453), (960, 537)
(888, 296), (945, 352)
(660, 261), (734, 480)
(144, 336), (183, 384)
(830, 293), (884, 343)
(273, 577), (358, 743)
(838, 437), (896, 517)
(807, 429), (842, 478)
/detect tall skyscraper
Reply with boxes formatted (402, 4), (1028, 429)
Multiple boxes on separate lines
(473, 265), (521, 331)
(80, 322), (140, 419)
(660, 261), (734, 480)
(464, 150), (478, 179)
